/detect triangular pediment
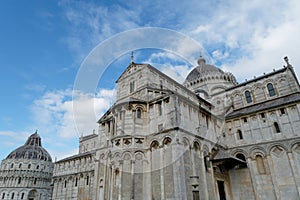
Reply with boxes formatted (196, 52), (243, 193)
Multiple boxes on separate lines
(115, 63), (148, 83)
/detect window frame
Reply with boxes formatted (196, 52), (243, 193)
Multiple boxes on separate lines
(237, 129), (243, 140)
(244, 90), (252, 104)
(267, 83), (276, 97)
(130, 81), (135, 93)
(273, 122), (281, 133)
(136, 108), (142, 119)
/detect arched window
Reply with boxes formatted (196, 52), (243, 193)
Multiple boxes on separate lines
(274, 122), (280, 133)
(136, 108), (141, 119)
(2, 193), (5, 199)
(267, 83), (276, 97)
(236, 153), (247, 168)
(256, 155), (266, 174)
(11, 193), (14, 199)
(163, 137), (172, 146)
(237, 129), (243, 140)
(150, 141), (159, 151)
(245, 90), (252, 103)
(236, 153), (246, 161)
(21, 193), (24, 199)
(75, 178), (78, 187)
(193, 142), (200, 152)
(18, 177), (21, 184)
(86, 176), (89, 185)
(19, 163), (22, 168)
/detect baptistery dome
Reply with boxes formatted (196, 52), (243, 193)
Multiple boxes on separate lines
(0, 131), (53, 200)
(6, 132), (52, 162)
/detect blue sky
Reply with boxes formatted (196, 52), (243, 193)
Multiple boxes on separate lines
(1, 0), (300, 160)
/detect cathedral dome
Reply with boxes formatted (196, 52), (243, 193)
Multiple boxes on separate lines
(185, 56), (225, 82)
(184, 55), (237, 97)
(6, 131), (52, 162)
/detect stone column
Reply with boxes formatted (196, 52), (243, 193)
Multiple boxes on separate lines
(266, 155), (280, 199)
(207, 160), (218, 200)
(131, 160), (135, 200)
(118, 160), (123, 200)
(198, 151), (208, 200)
(191, 148), (196, 175)
(103, 159), (110, 200)
(143, 151), (152, 200)
(287, 151), (300, 197)
(110, 164), (115, 200)
(94, 160), (100, 200)
(246, 158), (259, 199)
(172, 140), (186, 199)
(160, 146), (165, 200)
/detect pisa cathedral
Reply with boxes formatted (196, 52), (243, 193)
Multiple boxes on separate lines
(51, 55), (300, 200)
(2, 54), (300, 200)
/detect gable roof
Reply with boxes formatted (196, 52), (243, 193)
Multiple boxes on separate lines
(115, 62), (212, 107)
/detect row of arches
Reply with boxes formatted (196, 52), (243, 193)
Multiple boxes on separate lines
(150, 136), (211, 154)
(99, 150), (145, 162)
(54, 155), (93, 173)
(231, 142), (300, 159)
(0, 189), (39, 200)
(52, 172), (94, 200)
(1, 161), (50, 172)
(53, 173), (92, 188)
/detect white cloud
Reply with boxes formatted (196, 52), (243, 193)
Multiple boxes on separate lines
(212, 50), (229, 60)
(25, 84), (46, 92)
(21, 87), (115, 159)
(0, 131), (28, 141)
(59, 0), (300, 84)
(59, 1), (139, 58)
(143, 51), (193, 83)
(31, 88), (115, 139)
(219, 1), (300, 81)
(0, 131), (30, 155)
(160, 64), (191, 84)
(191, 25), (210, 35)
